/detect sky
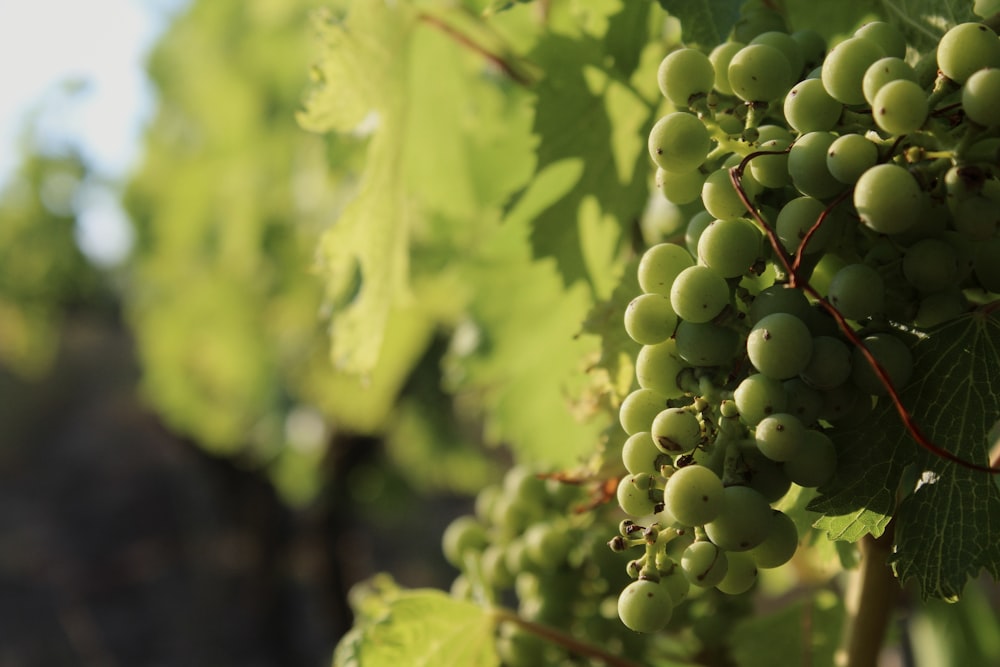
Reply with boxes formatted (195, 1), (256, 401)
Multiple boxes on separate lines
(0, 0), (187, 264)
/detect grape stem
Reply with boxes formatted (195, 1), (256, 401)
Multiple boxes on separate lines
(416, 12), (535, 86)
(492, 607), (660, 667)
(727, 159), (1000, 474)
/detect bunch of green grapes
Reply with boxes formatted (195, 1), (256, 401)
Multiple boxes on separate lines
(617, 11), (1000, 633)
(441, 466), (655, 664)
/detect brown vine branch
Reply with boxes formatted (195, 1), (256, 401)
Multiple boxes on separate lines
(417, 12), (535, 86)
(728, 158), (1000, 474)
(492, 607), (658, 667)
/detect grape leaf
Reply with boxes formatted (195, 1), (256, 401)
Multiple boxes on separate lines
(810, 311), (1000, 600)
(879, 0), (978, 52)
(656, 0), (742, 48)
(512, 2), (659, 287)
(729, 590), (843, 667)
(333, 588), (499, 667)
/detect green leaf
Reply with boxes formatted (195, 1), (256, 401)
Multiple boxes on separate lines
(729, 590), (843, 667)
(879, 0), (978, 52)
(512, 3), (659, 288)
(333, 588), (499, 667)
(810, 311), (1000, 600)
(657, 0), (742, 48)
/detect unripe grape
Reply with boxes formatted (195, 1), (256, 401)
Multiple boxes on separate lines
(851, 333), (914, 395)
(623, 431), (670, 475)
(442, 516), (488, 568)
(937, 22), (1000, 84)
(750, 31), (805, 78)
(649, 112), (712, 173)
(862, 56), (917, 105)
(715, 551), (759, 595)
(734, 373), (788, 425)
(828, 263), (885, 321)
(704, 485), (772, 551)
(962, 68), (1000, 127)
(624, 293), (677, 345)
(617, 473), (660, 517)
(663, 464), (725, 526)
(670, 265), (730, 323)
(783, 428), (837, 487)
(697, 218), (762, 278)
(635, 339), (688, 398)
(620, 387), (668, 435)
(749, 138), (792, 189)
(783, 377), (825, 425)
(792, 30), (826, 71)
(854, 163), (922, 235)
(747, 509), (799, 568)
(784, 78), (842, 133)
(902, 238), (961, 293)
(800, 335), (853, 389)
(754, 412), (807, 462)
(674, 320), (741, 367)
(821, 36), (885, 105)
(657, 167), (707, 205)
(787, 131), (845, 199)
(826, 133), (879, 184)
(681, 541), (729, 587)
(728, 43), (793, 102)
(652, 407), (702, 454)
(658, 48), (716, 107)
(702, 168), (753, 221)
(872, 79), (928, 135)
(638, 242), (695, 296)
(748, 284), (813, 325)
(854, 21), (907, 60)
(709, 41), (745, 95)
(775, 196), (837, 255)
(617, 578), (674, 633)
(747, 312), (813, 380)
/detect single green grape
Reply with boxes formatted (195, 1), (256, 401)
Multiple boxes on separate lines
(674, 320), (741, 367)
(702, 168), (754, 221)
(442, 515), (488, 568)
(715, 551), (759, 595)
(697, 218), (762, 278)
(754, 412), (807, 462)
(800, 335), (853, 389)
(854, 21), (907, 59)
(620, 388), (668, 435)
(902, 238), (961, 293)
(750, 31), (805, 78)
(784, 78), (842, 133)
(617, 578), (674, 633)
(670, 265), (731, 323)
(663, 464), (725, 526)
(746, 312), (813, 380)
(872, 79), (928, 135)
(747, 509), (799, 568)
(728, 43), (793, 102)
(854, 163), (922, 234)
(709, 41), (745, 95)
(748, 138), (792, 189)
(703, 485), (772, 551)
(937, 22), (1000, 84)
(787, 131), (846, 200)
(681, 541), (729, 587)
(658, 47), (716, 107)
(821, 36), (885, 105)
(734, 373), (789, 425)
(623, 431), (670, 475)
(783, 428), (837, 487)
(748, 284), (813, 325)
(962, 67), (1000, 128)
(657, 166), (707, 205)
(638, 242), (696, 296)
(649, 112), (712, 173)
(617, 473), (660, 517)
(783, 377), (825, 425)
(635, 339), (688, 399)
(851, 333), (914, 396)
(862, 56), (917, 106)
(651, 407), (702, 454)
(826, 133), (879, 184)
(827, 263), (885, 321)
(624, 293), (677, 345)
(775, 195), (839, 255)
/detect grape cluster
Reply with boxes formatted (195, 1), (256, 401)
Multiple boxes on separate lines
(442, 466), (652, 664)
(616, 13), (1000, 633)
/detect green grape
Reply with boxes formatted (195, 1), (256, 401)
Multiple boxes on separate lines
(504, 465), (549, 506)
(746, 312), (813, 380)
(748, 284), (813, 325)
(685, 210), (715, 257)
(757, 124), (795, 144)
(787, 131), (846, 199)
(792, 29), (827, 71)
(872, 79), (928, 135)
(442, 515), (488, 568)
(747, 510), (799, 568)
(670, 265), (731, 323)
(663, 464), (725, 526)
(715, 551), (759, 595)
(975, 0), (1000, 18)
(652, 407), (702, 454)
(658, 48), (716, 107)
(733, 5), (788, 42)
(952, 194), (1000, 240)
(709, 41), (745, 95)
(819, 382), (867, 423)
(657, 166), (707, 205)
(750, 31), (805, 78)
(937, 22), (1000, 84)
(728, 43), (793, 102)
(826, 133), (879, 184)
(697, 218), (762, 278)
(902, 238), (960, 293)
(638, 242), (696, 296)
(854, 20), (907, 59)
(704, 485), (772, 551)
(783, 428), (837, 487)
(963, 67), (1000, 127)
(734, 373), (789, 425)
(480, 544), (513, 589)
(523, 521), (573, 569)
(914, 290), (968, 328)
(783, 78), (842, 133)
(702, 168), (754, 221)
(754, 412), (806, 462)
(748, 138), (792, 189)
(620, 387), (668, 435)
(623, 431), (670, 475)
(782, 377), (825, 425)
(617, 473), (660, 517)
(742, 448), (793, 502)
(635, 339), (688, 399)
(800, 335), (853, 389)
(659, 564), (691, 604)
(624, 293), (677, 345)
(973, 237), (1000, 292)
(854, 163), (923, 235)
(828, 263), (885, 320)
(775, 195), (838, 255)
(618, 578), (674, 633)
(821, 36), (885, 105)
(649, 112), (713, 173)
(674, 320), (741, 367)
(851, 333), (914, 396)
(681, 541), (729, 587)
(862, 56), (917, 105)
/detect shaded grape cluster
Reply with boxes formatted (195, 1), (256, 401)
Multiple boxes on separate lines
(616, 11), (1000, 633)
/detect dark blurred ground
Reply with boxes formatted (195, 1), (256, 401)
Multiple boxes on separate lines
(0, 315), (464, 667)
